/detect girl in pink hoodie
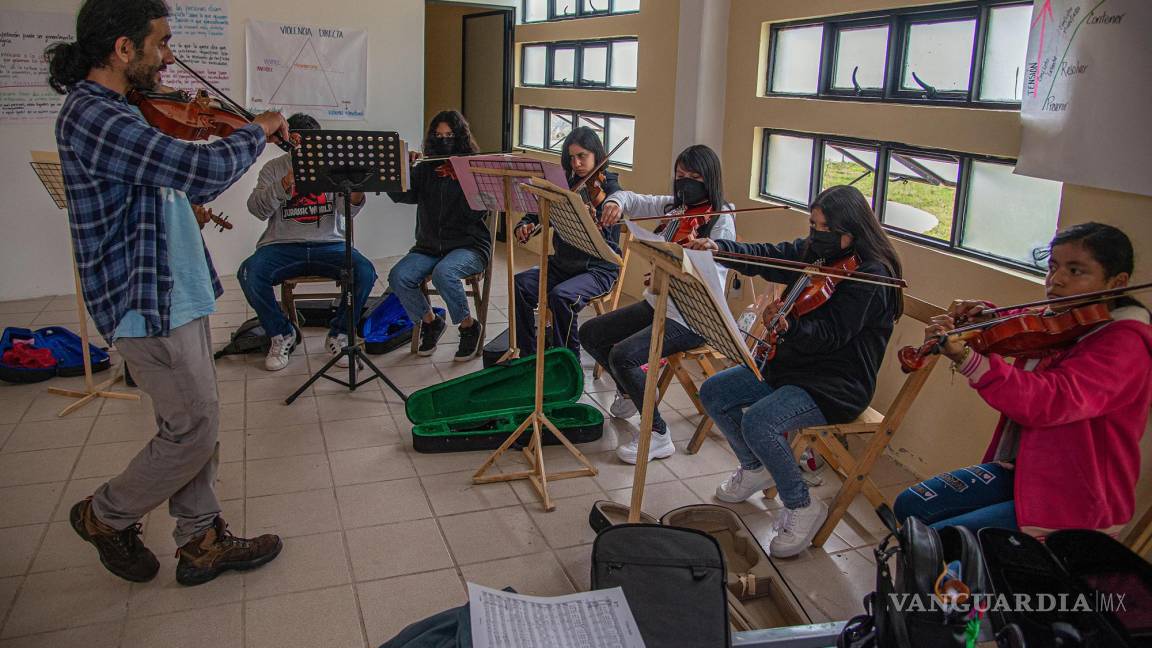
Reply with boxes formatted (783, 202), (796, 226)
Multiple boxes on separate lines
(894, 222), (1151, 537)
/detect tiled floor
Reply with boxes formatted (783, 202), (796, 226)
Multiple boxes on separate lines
(0, 246), (918, 647)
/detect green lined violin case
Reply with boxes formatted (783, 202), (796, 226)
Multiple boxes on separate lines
(405, 348), (603, 453)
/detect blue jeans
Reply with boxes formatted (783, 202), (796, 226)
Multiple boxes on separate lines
(580, 301), (706, 434)
(699, 366), (827, 509)
(387, 249), (486, 325)
(238, 242), (377, 338)
(893, 462), (1019, 532)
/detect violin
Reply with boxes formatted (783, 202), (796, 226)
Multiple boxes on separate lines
(130, 55), (293, 152)
(192, 205), (233, 232)
(896, 281), (1152, 373)
(576, 171), (608, 214)
(654, 202), (712, 245)
(749, 254), (862, 363)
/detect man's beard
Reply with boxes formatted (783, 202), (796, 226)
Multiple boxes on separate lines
(126, 56), (162, 91)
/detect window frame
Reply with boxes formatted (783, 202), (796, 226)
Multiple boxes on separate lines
(520, 38), (638, 90)
(759, 128), (1055, 274)
(765, 0), (1033, 110)
(518, 105), (636, 168)
(522, 0), (640, 23)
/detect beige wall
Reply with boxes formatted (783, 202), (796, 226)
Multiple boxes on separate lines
(426, 3), (496, 128)
(721, 0), (1152, 527)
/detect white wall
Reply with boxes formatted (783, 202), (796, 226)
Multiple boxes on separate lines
(0, 0), (427, 301)
(672, 0), (730, 156)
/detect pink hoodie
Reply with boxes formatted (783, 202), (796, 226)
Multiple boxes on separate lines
(958, 307), (1152, 537)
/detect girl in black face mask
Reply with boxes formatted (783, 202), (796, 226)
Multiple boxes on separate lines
(685, 184), (905, 558)
(385, 110), (492, 361)
(581, 144), (737, 466)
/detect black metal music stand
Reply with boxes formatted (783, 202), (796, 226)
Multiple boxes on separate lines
(285, 131), (410, 404)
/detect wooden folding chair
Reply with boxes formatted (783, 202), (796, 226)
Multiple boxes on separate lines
(1126, 502), (1152, 558)
(410, 211), (497, 355)
(763, 295), (945, 548)
(591, 224), (634, 379)
(280, 276), (344, 329)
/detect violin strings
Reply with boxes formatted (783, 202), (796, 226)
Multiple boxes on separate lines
(171, 55), (252, 119)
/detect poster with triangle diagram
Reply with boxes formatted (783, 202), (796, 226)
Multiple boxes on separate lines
(246, 20), (367, 121)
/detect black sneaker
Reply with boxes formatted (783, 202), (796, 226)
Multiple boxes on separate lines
(455, 323), (483, 361)
(417, 316), (447, 356)
(70, 498), (159, 582)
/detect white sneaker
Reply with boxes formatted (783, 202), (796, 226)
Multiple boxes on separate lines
(769, 499), (828, 558)
(326, 334), (350, 368)
(715, 466), (775, 503)
(264, 329), (296, 371)
(609, 391), (638, 419)
(616, 429), (676, 465)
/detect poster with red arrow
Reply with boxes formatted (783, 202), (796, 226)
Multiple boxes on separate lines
(1017, 0), (1151, 197)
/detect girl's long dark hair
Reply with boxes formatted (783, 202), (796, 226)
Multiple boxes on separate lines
(46, 0), (170, 94)
(669, 144), (725, 214)
(560, 126), (607, 180)
(424, 110), (479, 155)
(811, 185), (904, 319)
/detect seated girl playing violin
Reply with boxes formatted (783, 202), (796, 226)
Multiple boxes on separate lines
(579, 144), (735, 465)
(687, 185), (905, 558)
(512, 126), (622, 356)
(386, 110), (491, 360)
(894, 222), (1151, 538)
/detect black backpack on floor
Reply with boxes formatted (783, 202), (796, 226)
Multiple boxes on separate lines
(591, 524), (729, 647)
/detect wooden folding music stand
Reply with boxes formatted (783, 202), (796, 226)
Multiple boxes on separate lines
(623, 227), (761, 522)
(29, 151), (139, 417)
(471, 178), (621, 511)
(450, 155), (568, 364)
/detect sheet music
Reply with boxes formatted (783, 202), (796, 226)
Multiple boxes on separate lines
(468, 583), (646, 648)
(450, 154), (568, 213)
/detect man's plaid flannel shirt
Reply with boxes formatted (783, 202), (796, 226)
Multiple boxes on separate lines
(55, 80), (266, 341)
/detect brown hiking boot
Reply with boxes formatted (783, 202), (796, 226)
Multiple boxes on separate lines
(175, 517), (282, 586)
(69, 497), (159, 582)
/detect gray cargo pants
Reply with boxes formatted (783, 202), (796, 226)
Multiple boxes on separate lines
(91, 317), (221, 546)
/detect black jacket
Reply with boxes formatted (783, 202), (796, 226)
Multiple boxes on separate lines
(388, 162), (492, 266)
(517, 171), (622, 279)
(715, 238), (900, 423)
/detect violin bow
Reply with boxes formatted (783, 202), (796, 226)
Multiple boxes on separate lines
(623, 204), (791, 223)
(710, 250), (909, 289)
(521, 137), (630, 242)
(971, 281), (1152, 317)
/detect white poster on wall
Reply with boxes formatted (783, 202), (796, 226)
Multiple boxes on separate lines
(0, 11), (74, 123)
(1016, 0), (1152, 197)
(245, 20), (366, 120)
(165, 0), (233, 94)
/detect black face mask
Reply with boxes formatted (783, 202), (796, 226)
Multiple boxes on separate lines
(428, 138), (455, 156)
(674, 177), (709, 207)
(809, 229), (845, 260)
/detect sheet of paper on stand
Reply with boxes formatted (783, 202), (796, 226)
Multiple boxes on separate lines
(450, 155), (568, 213)
(467, 582), (646, 648)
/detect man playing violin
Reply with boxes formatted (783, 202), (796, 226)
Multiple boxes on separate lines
(47, 0), (287, 586)
(894, 222), (1151, 538)
(687, 185), (905, 557)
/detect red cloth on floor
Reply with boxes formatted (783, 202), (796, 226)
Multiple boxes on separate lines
(2, 339), (57, 368)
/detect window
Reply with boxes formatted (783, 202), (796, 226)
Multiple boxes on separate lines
(520, 39), (638, 89)
(899, 17), (977, 97)
(522, 45), (547, 86)
(822, 142), (878, 204)
(523, 0), (639, 23)
(884, 151), (960, 241)
(831, 25), (889, 94)
(765, 1), (1033, 108)
(769, 25), (823, 94)
(519, 106), (636, 166)
(980, 4), (1032, 102)
(759, 129), (1062, 272)
(961, 161), (1062, 266)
